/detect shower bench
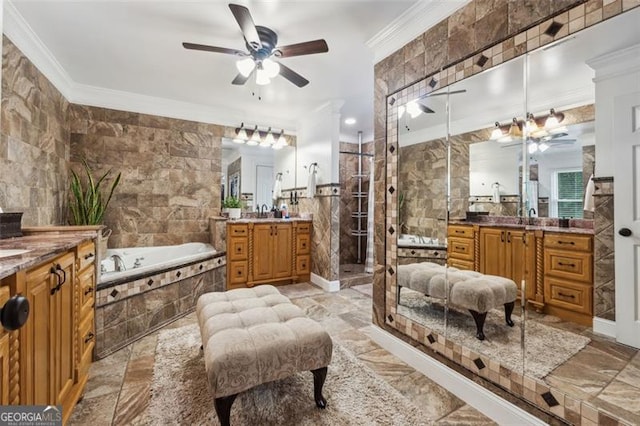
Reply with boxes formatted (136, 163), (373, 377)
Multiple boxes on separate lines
(196, 285), (333, 426)
(397, 262), (517, 340)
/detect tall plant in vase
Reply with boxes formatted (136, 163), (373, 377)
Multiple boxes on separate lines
(69, 159), (121, 261)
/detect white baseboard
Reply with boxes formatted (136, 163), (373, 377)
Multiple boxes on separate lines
(310, 273), (340, 292)
(368, 326), (547, 425)
(593, 317), (616, 339)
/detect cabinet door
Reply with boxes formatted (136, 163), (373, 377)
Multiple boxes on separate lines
(273, 224), (292, 279)
(252, 224), (274, 281)
(479, 228), (505, 276)
(51, 252), (75, 406)
(506, 230), (526, 284)
(23, 261), (55, 404)
(0, 287), (10, 405)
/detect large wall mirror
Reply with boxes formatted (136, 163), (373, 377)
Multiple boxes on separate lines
(222, 139), (296, 210)
(390, 6), (640, 421)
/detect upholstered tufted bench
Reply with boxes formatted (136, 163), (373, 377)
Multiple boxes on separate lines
(196, 285), (333, 426)
(397, 262), (517, 340)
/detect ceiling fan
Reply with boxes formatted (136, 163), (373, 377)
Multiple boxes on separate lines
(182, 4), (328, 88)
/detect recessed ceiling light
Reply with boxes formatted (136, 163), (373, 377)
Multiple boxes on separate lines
(344, 118), (356, 125)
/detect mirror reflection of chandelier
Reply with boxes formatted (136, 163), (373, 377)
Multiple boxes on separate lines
(490, 108), (568, 146)
(233, 123), (288, 150)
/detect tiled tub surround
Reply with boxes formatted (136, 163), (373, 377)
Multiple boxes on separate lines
(95, 252), (225, 358)
(375, 1), (639, 425)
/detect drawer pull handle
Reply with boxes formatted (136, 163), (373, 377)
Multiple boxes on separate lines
(558, 292), (575, 299)
(557, 241), (575, 245)
(84, 287), (93, 296)
(455, 230), (464, 234)
(237, 271), (242, 275)
(558, 262), (576, 267)
(84, 253), (95, 260)
(455, 246), (464, 250)
(85, 332), (95, 344)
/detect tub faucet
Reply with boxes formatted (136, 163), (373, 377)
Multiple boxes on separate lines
(111, 254), (126, 272)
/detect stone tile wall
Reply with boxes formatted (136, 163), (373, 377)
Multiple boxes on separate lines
(593, 178), (614, 320)
(95, 254), (225, 358)
(69, 104), (224, 248)
(339, 141), (373, 265)
(0, 37), (70, 225)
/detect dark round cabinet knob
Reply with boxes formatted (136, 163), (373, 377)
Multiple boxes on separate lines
(1, 295), (30, 331)
(619, 228), (633, 237)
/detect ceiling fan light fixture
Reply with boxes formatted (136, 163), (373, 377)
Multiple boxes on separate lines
(256, 67), (271, 85)
(406, 100), (421, 118)
(236, 57), (256, 77)
(538, 142), (550, 152)
(262, 58), (280, 78)
(528, 142), (539, 154)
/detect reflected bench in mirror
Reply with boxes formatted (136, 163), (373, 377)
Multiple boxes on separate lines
(397, 262), (517, 340)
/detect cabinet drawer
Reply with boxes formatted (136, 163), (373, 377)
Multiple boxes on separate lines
(448, 225), (474, 239)
(447, 258), (475, 271)
(228, 225), (248, 237)
(296, 234), (310, 254)
(228, 238), (248, 261)
(448, 237), (474, 261)
(78, 266), (96, 317)
(296, 255), (310, 274)
(545, 249), (592, 283)
(229, 261), (248, 284)
(77, 240), (96, 272)
(544, 233), (592, 252)
(544, 277), (592, 315)
(296, 222), (311, 233)
(77, 312), (95, 380)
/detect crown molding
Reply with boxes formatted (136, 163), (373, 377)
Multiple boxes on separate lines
(587, 44), (640, 82)
(366, 0), (471, 64)
(3, 0), (75, 99)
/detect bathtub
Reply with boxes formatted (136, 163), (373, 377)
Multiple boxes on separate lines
(398, 234), (441, 247)
(100, 242), (217, 285)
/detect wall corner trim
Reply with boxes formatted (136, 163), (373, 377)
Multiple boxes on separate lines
(593, 317), (616, 339)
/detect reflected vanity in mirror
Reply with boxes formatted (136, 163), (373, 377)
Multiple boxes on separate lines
(387, 6), (640, 423)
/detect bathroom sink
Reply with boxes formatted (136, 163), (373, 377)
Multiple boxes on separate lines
(0, 249), (31, 259)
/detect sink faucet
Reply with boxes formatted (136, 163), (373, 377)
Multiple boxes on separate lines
(260, 204), (269, 217)
(111, 254), (126, 272)
(528, 207), (537, 217)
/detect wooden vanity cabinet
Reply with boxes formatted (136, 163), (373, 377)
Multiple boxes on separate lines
(447, 225), (475, 270)
(0, 286), (10, 404)
(543, 232), (593, 325)
(75, 240), (96, 395)
(226, 220), (312, 289)
(479, 227), (527, 284)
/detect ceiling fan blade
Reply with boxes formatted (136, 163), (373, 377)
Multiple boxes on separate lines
(229, 4), (262, 50)
(231, 67), (256, 86)
(278, 63), (309, 87)
(182, 42), (245, 56)
(417, 104), (435, 114)
(275, 39), (328, 58)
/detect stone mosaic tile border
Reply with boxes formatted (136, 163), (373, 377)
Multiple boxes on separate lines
(384, 2), (638, 425)
(96, 255), (226, 307)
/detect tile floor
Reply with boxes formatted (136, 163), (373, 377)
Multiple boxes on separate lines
(70, 282), (495, 425)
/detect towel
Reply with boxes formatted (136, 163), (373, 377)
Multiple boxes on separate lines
(492, 182), (500, 204)
(584, 174), (595, 212)
(272, 176), (282, 201)
(306, 170), (317, 198)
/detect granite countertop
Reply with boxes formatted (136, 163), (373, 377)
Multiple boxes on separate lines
(0, 232), (96, 280)
(228, 217), (313, 224)
(448, 218), (595, 235)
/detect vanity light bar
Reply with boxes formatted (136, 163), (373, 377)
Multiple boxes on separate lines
(233, 124), (288, 149)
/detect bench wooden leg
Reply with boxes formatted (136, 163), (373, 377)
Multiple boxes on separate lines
(504, 301), (515, 327)
(468, 310), (487, 340)
(214, 393), (237, 426)
(311, 367), (328, 409)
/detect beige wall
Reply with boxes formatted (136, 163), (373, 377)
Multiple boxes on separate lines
(0, 37), (70, 226)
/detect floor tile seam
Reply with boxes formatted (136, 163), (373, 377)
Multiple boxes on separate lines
(111, 345), (137, 425)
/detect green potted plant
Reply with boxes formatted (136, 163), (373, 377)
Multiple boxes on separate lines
(222, 196), (243, 220)
(69, 159), (121, 260)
